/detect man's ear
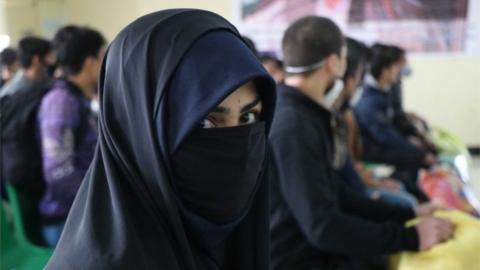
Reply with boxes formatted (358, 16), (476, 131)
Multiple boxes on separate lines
(327, 52), (345, 77)
(83, 56), (95, 71)
(31, 55), (41, 67)
(325, 53), (338, 74)
(382, 66), (392, 81)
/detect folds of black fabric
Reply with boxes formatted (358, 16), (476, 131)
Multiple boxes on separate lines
(269, 84), (418, 270)
(45, 9), (276, 270)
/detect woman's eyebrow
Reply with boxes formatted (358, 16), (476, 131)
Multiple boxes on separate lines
(212, 106), (230, 114)
(241, 96), (261, 113)
(210, 96), (261, 115)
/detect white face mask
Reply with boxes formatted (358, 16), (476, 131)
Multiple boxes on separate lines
(90, 99), (100, 114)
(323, 78), (344, 109)
(349, 85), (364, 106)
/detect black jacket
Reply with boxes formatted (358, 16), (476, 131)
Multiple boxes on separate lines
(269, 84), (418, 270)
(354, 84), (425, 167)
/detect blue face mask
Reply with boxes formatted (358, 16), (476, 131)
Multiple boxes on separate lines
(401, 65), (413, 77)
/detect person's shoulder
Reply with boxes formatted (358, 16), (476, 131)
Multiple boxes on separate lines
(40, 83), (80, 118)
(356, 87), (384, 108)
(43, 83), (78, 106)
(271, 102), (312, 133)
(270, 107), (324, 144)
(0, 72), (24, 96)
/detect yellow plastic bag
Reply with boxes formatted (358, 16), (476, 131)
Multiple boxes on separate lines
(392, 211), (480, 270)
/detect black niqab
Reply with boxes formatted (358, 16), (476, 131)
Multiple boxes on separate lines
(46, 9), (275, 270)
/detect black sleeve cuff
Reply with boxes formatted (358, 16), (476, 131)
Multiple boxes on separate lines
(402, 226), (419, 251)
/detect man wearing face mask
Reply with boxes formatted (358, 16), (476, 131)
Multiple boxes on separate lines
(389, 46), (437, 155)
(269, 17), (454, 270)
(354, 44), (436, 202)
(0, 37), (53, 98)
(332, 38), (418, 209)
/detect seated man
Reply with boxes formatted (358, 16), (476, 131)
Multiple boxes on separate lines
(354, 44), (435, 201)
(270, 16), (453, 270)
(388, 46), (437, 155)
(333, 38), (417, 208)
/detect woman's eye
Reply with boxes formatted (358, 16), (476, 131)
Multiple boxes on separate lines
(200, 119), (216, 129)
(241, 112), (259, 124)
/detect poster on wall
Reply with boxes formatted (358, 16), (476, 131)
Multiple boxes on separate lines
(235, 0), (480, 56)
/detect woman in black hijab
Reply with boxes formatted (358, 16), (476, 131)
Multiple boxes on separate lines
(45, 9), (276, 269)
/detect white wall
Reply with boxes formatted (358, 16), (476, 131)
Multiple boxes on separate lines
(404, 56), (480, 146)
(2, 0), (479, 146)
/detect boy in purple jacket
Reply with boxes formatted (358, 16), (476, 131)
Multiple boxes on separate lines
(38, 25), (105, 247)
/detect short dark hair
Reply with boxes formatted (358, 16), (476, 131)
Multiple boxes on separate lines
(390, 45), (406, 58)
(369, 43), (403, 79)
(343, 37), (367, 81)
(260, 52), (283, 69)
(18, 37), (52, 68)
(0, 48), (18, 67)
(282, 16), (345, 72)
(53, 25), (106, 75)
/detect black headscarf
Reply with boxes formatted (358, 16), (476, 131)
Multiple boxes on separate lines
(46, 9), (275, 270)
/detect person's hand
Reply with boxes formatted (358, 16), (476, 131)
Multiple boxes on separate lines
(408, 112), (427, 125)
(362, 169), (374, 180)
(377, 179), (402, 192)
(416, 216), (454, 251)
(370, 190), (381, 200)
(415, 201), (444, 217)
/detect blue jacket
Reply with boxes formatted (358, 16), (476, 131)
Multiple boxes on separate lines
(354, 83), (425, 167)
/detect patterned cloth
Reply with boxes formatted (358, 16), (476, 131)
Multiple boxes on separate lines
(37, 80), (97, 221)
